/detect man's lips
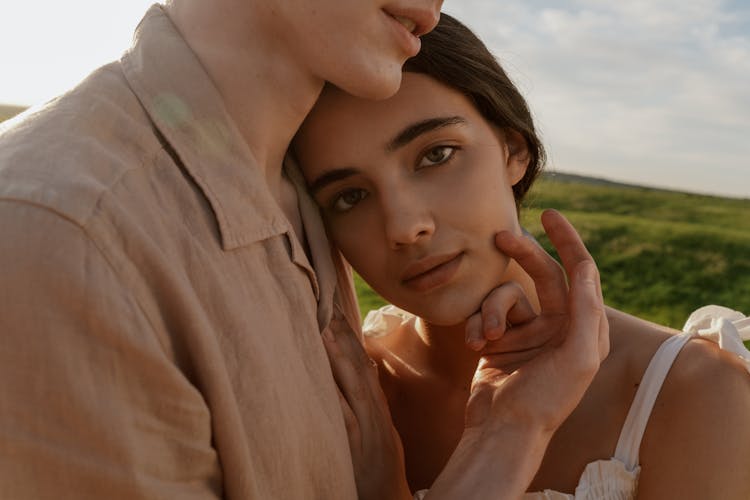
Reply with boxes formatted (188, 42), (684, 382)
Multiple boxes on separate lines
(401, 251), (464, 292)
(382, 5), (440, 38)
(391, 14), (416, 34)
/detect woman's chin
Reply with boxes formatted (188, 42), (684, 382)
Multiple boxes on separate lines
(393, 292), (485, 328)
(415, 306), (477, 328)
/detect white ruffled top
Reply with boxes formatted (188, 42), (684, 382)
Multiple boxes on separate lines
(365, 305), (750, 500)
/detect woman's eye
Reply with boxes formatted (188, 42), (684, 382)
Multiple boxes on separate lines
(332, 188), (368, 212)
(418, 146), (456, 168)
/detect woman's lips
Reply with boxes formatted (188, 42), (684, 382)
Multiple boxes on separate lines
(401, 252), (464, 292)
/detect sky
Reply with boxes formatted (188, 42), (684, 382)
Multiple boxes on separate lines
(1, 1), (748, 198)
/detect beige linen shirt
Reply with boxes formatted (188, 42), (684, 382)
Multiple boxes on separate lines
(0, 5), (360, 499)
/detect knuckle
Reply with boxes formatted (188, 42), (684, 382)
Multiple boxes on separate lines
(569, 355), (600, 380)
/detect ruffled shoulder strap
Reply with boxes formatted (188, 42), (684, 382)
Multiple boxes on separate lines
(612, 331), (692, 470)
(362, 304), (419, 338)
(683, 305), (750, 373)
(614, 305), (750, 470)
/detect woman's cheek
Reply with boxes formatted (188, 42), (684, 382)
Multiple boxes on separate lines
(330, 223), (372, 269)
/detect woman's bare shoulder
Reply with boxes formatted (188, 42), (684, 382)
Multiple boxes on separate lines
(603, 307), (677, 383)
(656, 335), (750, 421)
(637, 333), (750, 498)
(608, 306), (750, 442)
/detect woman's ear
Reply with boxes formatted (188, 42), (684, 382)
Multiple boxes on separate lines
(501, 129), (531, 186)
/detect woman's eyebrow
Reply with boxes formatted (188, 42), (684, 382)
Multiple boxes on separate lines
(386, 116), (466, 152)
(308, 167), (358, 196)
(307, 116), (466, 196)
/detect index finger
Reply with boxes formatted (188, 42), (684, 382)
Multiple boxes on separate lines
(540, 210), (596, 287)
(495, 229), (568, 314)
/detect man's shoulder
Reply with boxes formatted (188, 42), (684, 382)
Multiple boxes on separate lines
(0, 61), (162, 227)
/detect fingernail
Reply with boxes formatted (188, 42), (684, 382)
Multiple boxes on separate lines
(484, 315), (499, 332)
(468, 338), (486, 351)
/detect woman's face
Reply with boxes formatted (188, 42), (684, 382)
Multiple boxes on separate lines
(295, 72), (529, 325)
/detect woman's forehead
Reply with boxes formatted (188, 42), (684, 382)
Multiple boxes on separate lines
(305, 73), (476, 134)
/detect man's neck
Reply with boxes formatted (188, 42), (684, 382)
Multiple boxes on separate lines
(165, 0), (324, 199)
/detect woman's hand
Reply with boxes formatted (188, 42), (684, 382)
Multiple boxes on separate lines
(322, 311), (412, 500)
(426, 210), (609, 499)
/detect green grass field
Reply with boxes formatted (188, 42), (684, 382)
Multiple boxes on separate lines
(0, 104), (26, 123)
(355, 173), (749, 335)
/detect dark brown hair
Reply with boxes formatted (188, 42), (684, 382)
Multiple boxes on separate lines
(403, 13), (545, 205)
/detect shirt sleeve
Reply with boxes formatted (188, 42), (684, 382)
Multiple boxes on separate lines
(0, 202), (222, 499)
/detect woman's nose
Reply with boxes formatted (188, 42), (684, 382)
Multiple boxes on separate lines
(383, 196), (435, 249)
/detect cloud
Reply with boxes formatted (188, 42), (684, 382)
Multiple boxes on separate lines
(443, 0), (750, 197)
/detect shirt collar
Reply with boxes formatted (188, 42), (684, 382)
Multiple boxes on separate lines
(120, 5), (290, 250)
